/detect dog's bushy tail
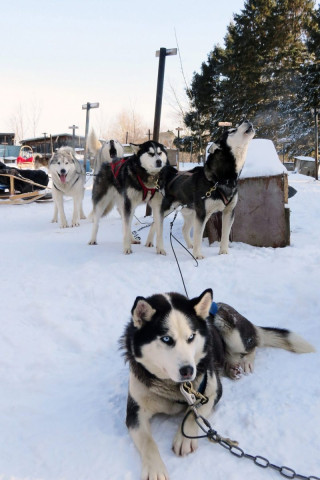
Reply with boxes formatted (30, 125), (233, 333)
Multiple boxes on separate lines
(257, 327), (315, 353)
(88, 130), (102, 155)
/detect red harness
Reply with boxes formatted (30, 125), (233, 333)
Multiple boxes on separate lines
(111, 158), (127, 179)
(111, 158), (157, 201)
(136, 175), (157, 200)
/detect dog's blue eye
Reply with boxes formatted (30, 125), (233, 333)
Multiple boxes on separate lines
(160, 335), (174, 346)
(188, 333), (196, 343)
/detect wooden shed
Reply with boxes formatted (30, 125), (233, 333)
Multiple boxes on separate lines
(205, 139), (290, 248)
(294, 156), (319, 177)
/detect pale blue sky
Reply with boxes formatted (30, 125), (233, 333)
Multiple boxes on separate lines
(2, 0), (246, 141)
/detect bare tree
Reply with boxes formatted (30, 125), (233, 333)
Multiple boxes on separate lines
(28, 98), (42, 138)
(10, 103), (26, 144)
(107, 108), (149, 144)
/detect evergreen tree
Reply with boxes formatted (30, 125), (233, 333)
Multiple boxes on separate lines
(184, 0), (317, 157)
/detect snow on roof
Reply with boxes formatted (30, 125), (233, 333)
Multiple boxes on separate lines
(240, 139), (287, 179)
(294, 156), (315, 162)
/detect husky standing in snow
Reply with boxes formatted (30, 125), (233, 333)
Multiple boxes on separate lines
(49, 147), (86, 228)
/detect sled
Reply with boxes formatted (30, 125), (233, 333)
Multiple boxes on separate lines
(0, 173), (52, 205)
(16, 145), (34, 168)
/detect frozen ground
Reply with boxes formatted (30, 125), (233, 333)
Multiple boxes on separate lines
(0, 169), (319, 480)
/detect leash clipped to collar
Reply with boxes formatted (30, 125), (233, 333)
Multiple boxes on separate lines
(180, 380), (209, 407)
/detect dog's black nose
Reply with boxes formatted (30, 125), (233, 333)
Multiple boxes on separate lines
(156, 159), (162, 168)
(60, 168), (66, 175)
(179, 365), (194, 379)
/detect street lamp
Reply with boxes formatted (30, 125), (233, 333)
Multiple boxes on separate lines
(176, 127), (183, 140)
(68, 124), (78, 149)
(153, 47), (177, 142)
(42, 132), (47, 158)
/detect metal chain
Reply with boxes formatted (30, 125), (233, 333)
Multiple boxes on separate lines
(180, 383), (320, 480)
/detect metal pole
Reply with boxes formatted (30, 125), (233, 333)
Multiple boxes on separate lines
(84, 103), (90, 160)
(69, 125), (78, 148)
(315, 107), (319, 181)
(42, 132), (47, 159)
(153, 48), (167, 142)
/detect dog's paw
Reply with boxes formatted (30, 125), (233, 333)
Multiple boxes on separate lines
(88, 240), (97, 245)
(226, 363), (243, 379)
(156, 247), (166, 255)
(194, 253), (205, 260)
(145, 241), (154, 248)
(141, 460), (169, 480)
(219, 248), (229, 255)
(124, 247), (132, 254)
(172, 430), (198, 457)
(60, 223), (69, 228)
(51, 219), (58, 224)
(71, 222), (80, 227)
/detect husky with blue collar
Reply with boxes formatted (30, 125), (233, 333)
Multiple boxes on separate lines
(121, 289), (315, 480)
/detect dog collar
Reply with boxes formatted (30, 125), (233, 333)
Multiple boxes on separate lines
(209, 301), (218, 316)
(197, 371), (208, 395)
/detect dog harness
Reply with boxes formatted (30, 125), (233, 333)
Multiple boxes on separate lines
(111, 158), (157, 201)
(136, 175), (157, 201)
(111, 157), (127, 179)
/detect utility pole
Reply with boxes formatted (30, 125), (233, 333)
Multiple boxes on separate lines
(153, 47), (177, 142)
(314, 106), (319, 181)
(69, 124), (78, 149)
(82, 102), (99, 171)
(42, 132), (47, 159)
(147, 48), (177, 217)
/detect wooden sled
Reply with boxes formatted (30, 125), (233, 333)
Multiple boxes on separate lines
(0, 173), (52, 205)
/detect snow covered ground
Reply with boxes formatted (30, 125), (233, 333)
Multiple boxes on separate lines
(1, 170), (320, 480)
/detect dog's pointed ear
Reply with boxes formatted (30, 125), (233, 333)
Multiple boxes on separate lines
(208, 142), (220, 154)
(130, 143), (140, 155)
(131, 296), (156, 328)
(191, 289), (213, 319)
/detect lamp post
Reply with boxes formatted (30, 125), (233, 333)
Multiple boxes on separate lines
(42, 132), (47, 159)
(82, 102), (99, 171)
(176, 127), (183, 140)
(153, 47), (177, 142)
(146, 47), (177, 217)
(69, 124), (78, 149)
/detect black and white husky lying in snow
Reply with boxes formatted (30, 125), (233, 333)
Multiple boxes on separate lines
(121, 289), (315, 480)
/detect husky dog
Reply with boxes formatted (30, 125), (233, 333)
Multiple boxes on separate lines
(156, 119), (255, 259)
(49, 147), (86, 228)
(121, 289), (314, 480)
(88, 130), (124, 173)
(89, 140), (169, 255)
